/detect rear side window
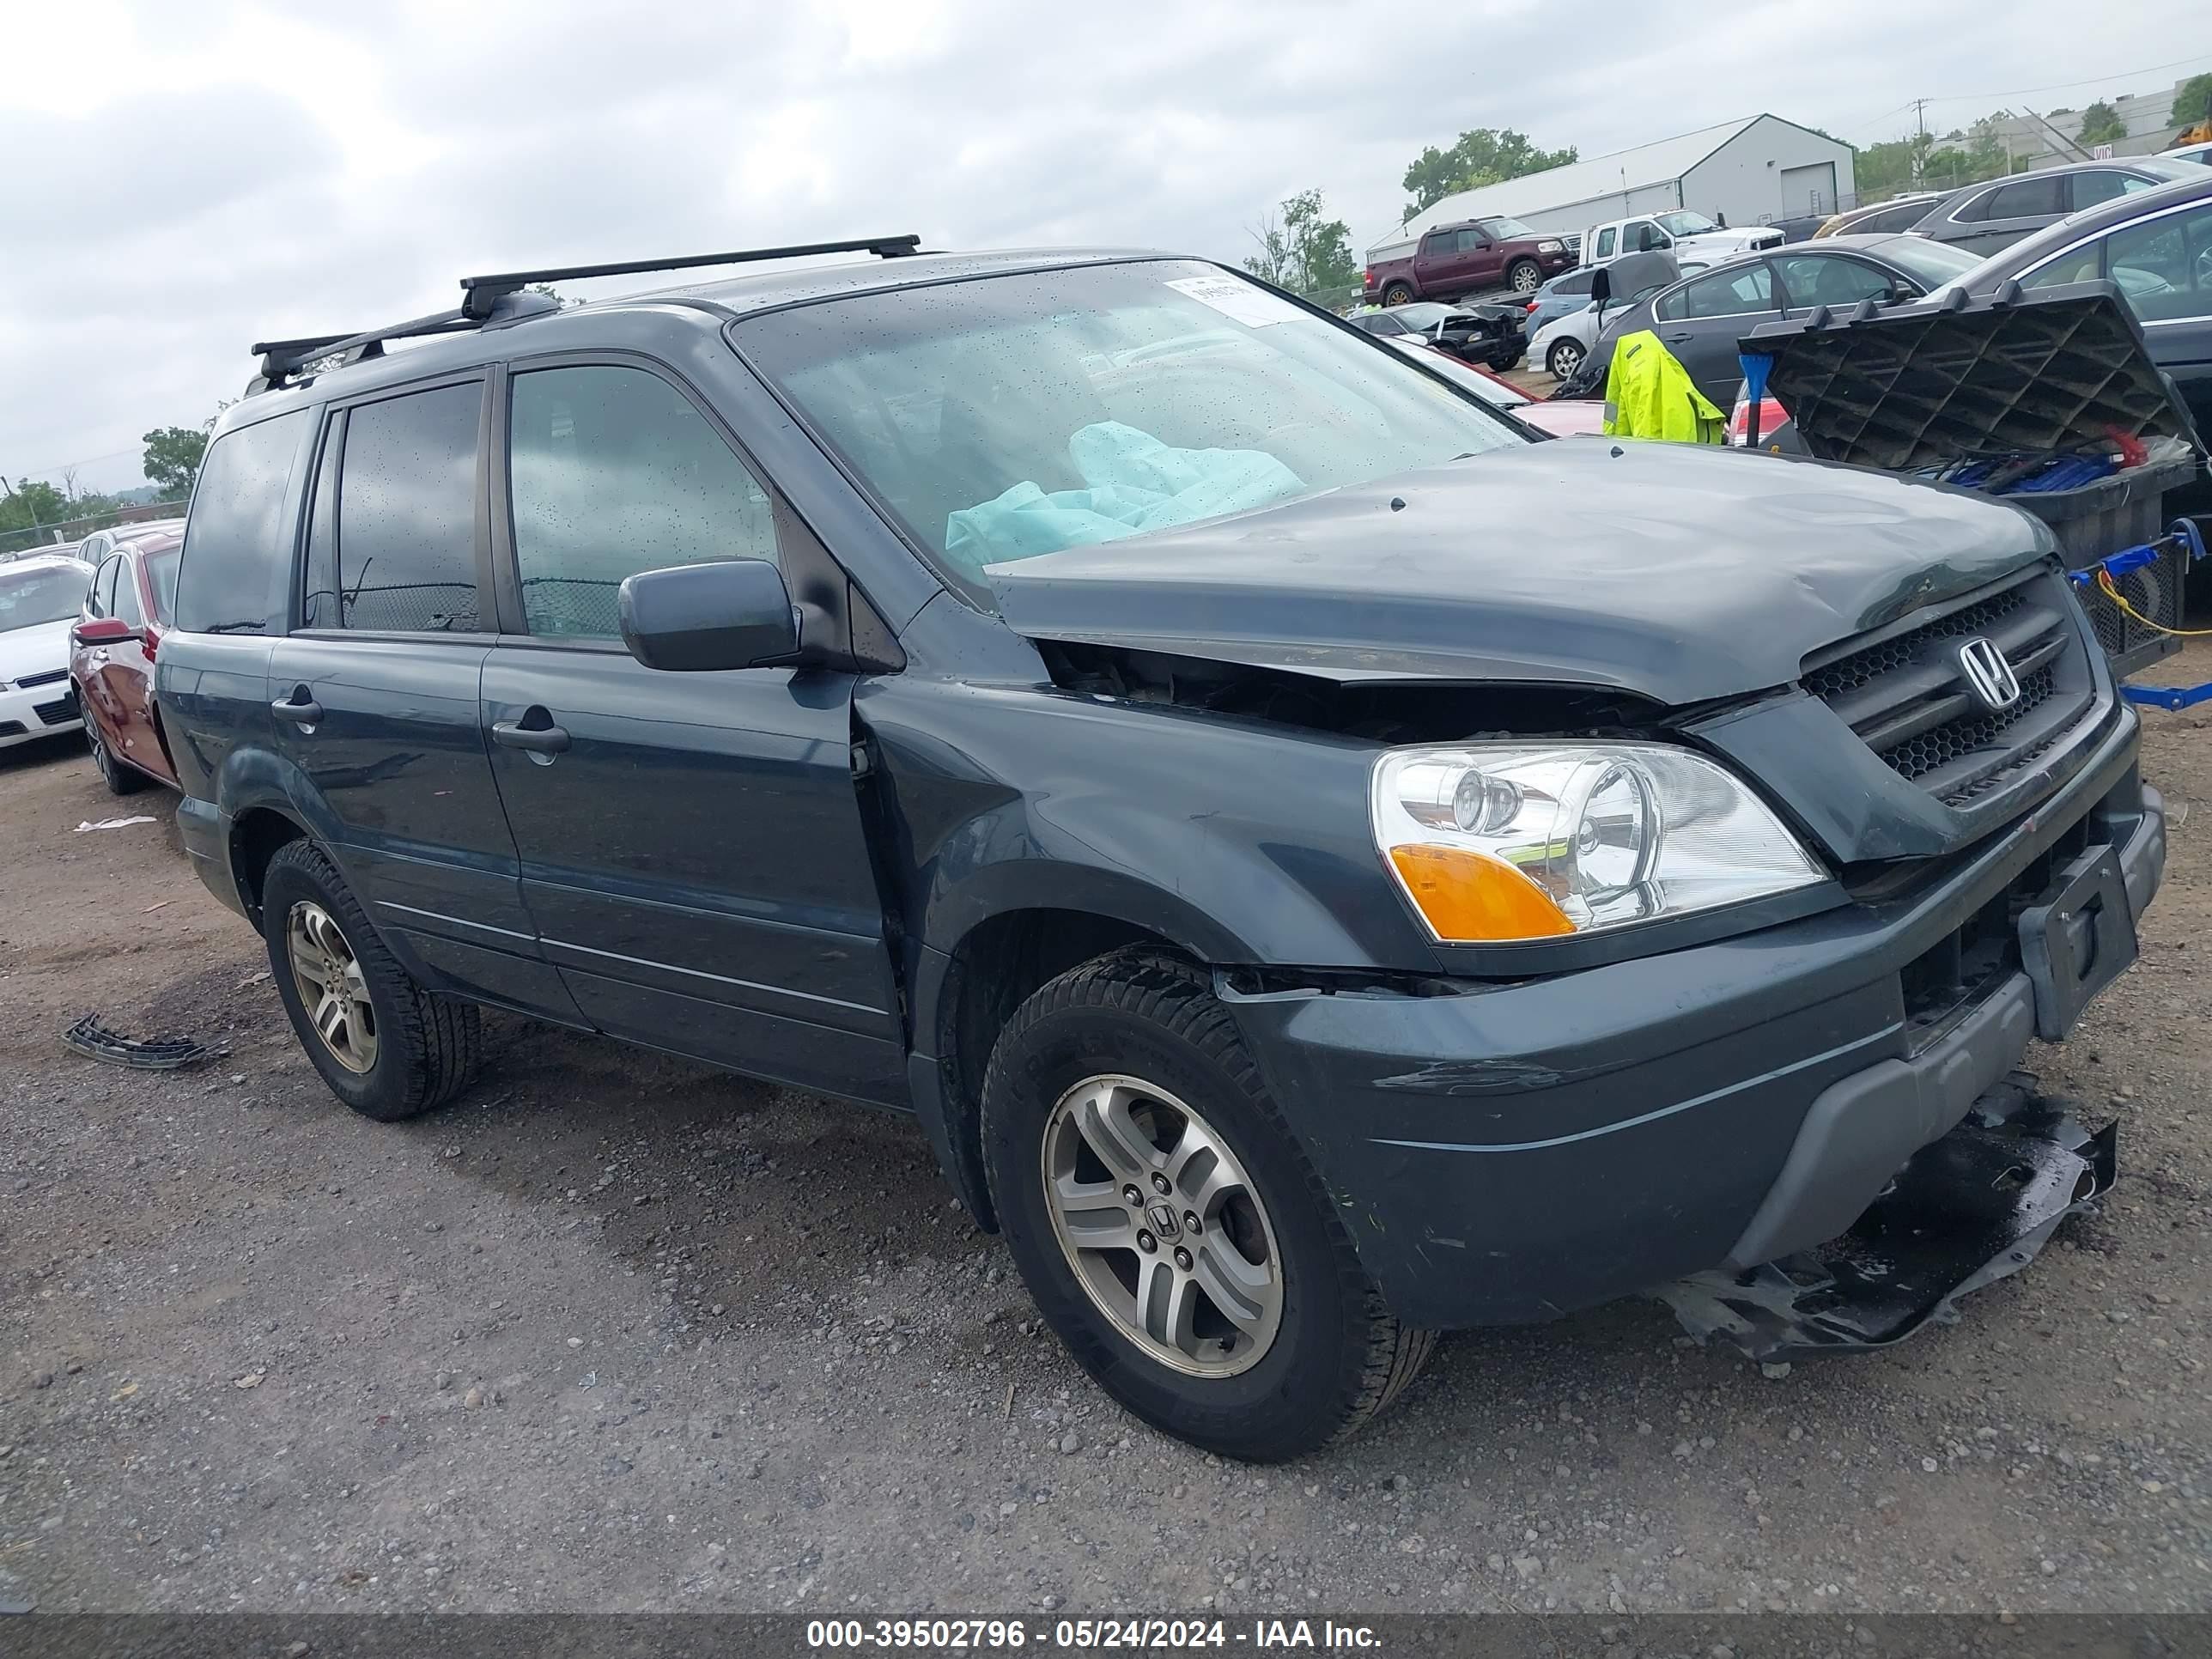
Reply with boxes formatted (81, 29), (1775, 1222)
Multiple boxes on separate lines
(1594, 228), (1616, 260)
(1984, 177), (2065, 220)
(2103, 205), (2212, 323)
(506, 365), (778, 639)
(1556, 270), (1595, 295)
(335, 383), (483, 633)
(175, 409), (309, 635)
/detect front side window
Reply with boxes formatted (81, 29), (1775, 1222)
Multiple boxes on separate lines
(114, 558), (147, 628)
(2102, 206), (2212, 322)
(734, 260), (1525, 590)
(1632, 222), (1668, 252)
(507, 365), (778, 639)
(335, 383), (482, 633)
(2070, 171), (2132, 210)
(175, 409), (309, 635)
(145, 550), (181, 624)
(85, 555), (118, 618)
(1776, 254), (1893, 308)
(0, 566), (91, 632)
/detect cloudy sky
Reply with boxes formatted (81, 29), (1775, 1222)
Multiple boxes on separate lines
(3, 0), (2206, 496)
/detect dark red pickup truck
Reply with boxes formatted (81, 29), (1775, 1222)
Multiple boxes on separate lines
(1364, 216), (1576, 305)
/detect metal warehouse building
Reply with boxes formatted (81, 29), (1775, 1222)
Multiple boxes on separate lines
(1369, 114), (1856, 259)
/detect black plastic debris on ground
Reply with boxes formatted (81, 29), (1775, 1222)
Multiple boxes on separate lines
(61, 1013), (214, 1072)
(1662, 1079), (2115, 1360)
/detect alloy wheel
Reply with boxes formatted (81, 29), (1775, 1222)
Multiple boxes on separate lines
(1511, 264), (1540, 292)
(286, 901), (379, 1074)
(1550, 340), (1583, 380)
(87, 726), (111, 782)
(1039, 1074), (1285, 1377)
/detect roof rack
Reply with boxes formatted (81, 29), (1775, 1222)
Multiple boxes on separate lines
(458, 233), (921, 318)
(246, 233), (922, 392)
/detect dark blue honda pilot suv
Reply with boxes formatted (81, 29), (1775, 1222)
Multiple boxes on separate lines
(157, 235), (2165, 1459)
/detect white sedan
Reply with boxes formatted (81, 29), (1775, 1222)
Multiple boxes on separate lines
(0, 555), (94, 751)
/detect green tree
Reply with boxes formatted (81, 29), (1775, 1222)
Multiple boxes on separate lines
(1243, 189), (1358, 298)
(142, 426), (209, 499)
(2077, 100), (2127, 147)
(2174, 74), (2212, 129)
(0, 478), (71, 533)
(1401, 129), (1577, 218)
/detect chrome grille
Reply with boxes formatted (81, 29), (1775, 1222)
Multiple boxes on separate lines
(1802, 572), (2092, 806)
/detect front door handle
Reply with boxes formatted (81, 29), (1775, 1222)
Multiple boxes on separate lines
(491, 718), (571, 754)
(270, 695), (324, 724)
(1662, 331), (1694, 343)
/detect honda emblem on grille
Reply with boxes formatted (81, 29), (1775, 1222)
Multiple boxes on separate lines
(1958, 637), (2022, 712)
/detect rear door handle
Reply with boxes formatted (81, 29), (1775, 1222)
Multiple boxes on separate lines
(491, 719), (571, 754)
(270, 695), (324, 724)
(1662, 331), (1694, 343)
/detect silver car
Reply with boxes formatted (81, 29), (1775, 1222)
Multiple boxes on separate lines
(1909, 157), (2203, 257)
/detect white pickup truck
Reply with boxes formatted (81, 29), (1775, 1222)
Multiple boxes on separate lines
(1580, 210), (1782, 270)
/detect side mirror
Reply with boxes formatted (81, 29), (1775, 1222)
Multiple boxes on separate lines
(618, 558), (800, 672)
(1589, 268), (1611, 318)
(71, 617), (140, 648)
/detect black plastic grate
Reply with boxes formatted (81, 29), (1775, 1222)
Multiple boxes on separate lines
(1802, 587), (2032, 704)
(1884, 665), (2054, 781)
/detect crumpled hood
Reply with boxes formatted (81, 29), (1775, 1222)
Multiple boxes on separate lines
(985, 441), (2051, 707)
(0, 618), (75, 686)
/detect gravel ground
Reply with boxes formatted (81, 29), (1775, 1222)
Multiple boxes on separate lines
(3, 651), (2211, 1618)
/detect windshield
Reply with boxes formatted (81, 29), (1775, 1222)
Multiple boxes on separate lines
(1866, 235), (1982, 288)
(1480, 216), (1538, 240)
(145, 550), (181, 623)
(737, 259), (1525, 589)
(1655, 211), (1719, 236)
(0, 566), (88, 631)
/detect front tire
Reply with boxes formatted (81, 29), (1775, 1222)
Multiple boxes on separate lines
(1546, 337), (1585, 380)
(981, 951), (1433, 1461)
(262, 841), (482, 1121)
(87, 723), (147, 796)
(1507, 258), (1541, 294)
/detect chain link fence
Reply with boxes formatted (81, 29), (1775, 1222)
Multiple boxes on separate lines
(0, 499), (189, 561)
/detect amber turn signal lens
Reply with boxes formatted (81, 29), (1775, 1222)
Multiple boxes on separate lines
(1387, 843), (1575, 941)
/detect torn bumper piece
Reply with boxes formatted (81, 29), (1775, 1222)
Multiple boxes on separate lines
(1659, 1080), (2115, 1359)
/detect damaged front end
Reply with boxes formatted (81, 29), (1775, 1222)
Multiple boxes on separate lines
(1662, 1077), (2115, 1360)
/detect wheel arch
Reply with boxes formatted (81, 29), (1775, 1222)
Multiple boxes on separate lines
(911, 898), (1212, 1233)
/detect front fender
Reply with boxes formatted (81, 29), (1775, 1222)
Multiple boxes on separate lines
(857, 673), (1443, 977)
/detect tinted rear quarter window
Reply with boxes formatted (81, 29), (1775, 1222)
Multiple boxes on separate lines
(175, 409), (310, 635)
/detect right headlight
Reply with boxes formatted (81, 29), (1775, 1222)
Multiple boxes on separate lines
(1370, 741), (1825, 944)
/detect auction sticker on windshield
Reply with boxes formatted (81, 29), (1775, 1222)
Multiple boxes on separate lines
(1164, 275), (1302, 327)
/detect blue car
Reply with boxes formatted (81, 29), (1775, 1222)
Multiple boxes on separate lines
(1522, 264), (1600, 337)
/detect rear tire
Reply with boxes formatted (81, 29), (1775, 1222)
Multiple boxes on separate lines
(262, 841), (481, 1121)
(981, 950), (1434, 1461)
(1546, 337), (1585, 380)
(87, 723), (147, 796)
(1381, 283), (1415, 307)
(1507, 258), (1541, 294)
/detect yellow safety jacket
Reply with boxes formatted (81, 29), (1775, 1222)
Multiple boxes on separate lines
(1601, 330), (1726, 445)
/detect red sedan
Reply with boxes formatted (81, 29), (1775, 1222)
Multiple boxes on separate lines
(69, 528), (183, 793)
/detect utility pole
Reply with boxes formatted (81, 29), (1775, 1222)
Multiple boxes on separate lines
(1911, 98), (1929, 185)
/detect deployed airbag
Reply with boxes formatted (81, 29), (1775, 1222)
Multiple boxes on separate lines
(948, 421), (1304, 570)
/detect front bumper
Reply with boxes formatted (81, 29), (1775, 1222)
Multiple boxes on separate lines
(0, 678), (82, 746)
(1223, 710), (2162, 1329)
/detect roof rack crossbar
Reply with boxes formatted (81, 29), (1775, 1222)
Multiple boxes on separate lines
(457, 234), (921, 317)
